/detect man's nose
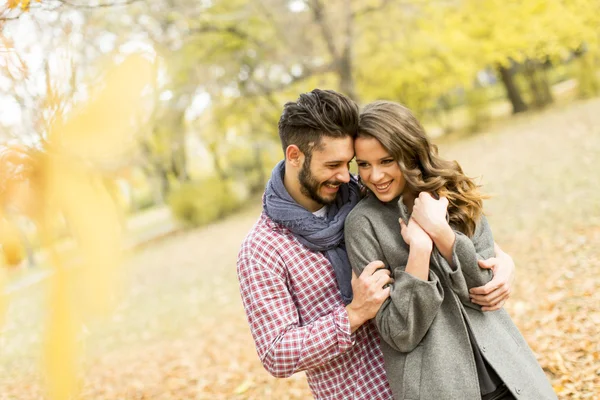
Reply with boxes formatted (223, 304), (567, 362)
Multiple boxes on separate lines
(336, 166), (351, 183)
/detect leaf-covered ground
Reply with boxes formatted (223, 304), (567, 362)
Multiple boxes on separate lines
(1, 98), (599, 399)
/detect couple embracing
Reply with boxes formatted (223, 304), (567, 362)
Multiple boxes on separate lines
(237, 89), (556, 400)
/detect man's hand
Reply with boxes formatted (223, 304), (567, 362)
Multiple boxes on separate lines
(346, 261), (393, 332)
(469, 243), (515, 311)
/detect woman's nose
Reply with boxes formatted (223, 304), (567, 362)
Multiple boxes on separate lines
(371, 166), (384, 182)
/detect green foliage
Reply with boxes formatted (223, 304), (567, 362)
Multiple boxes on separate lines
(223, 141), (280, 194)
(87, 0), (600, 206)
(167, 178), (241, 227)
(131, 190), (157, 211)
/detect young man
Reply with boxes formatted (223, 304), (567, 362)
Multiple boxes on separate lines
(237, 89), (514, 399)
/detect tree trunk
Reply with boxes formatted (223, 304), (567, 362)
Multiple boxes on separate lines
(539, 68), (554, 105)
(338, 56), (358, 102)
(497, 64), (528, 114)
(166, 108), (190, 183)
(170, 142), (190, 183)
(524, 60), (553, 109)
(157, 168), (170, 201)
(338, 0), (358, 102)
(208, 142), (228, 180)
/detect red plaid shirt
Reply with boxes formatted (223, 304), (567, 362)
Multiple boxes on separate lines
(237, 212), (392, 399)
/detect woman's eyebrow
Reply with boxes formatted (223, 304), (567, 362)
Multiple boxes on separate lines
(355, 156), (392, 162)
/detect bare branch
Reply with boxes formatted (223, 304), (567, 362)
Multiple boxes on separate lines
(55, 0), (144, 9)
(189, 25), (264, 48)
(241, 62), (335, 97)
(1, 6), (24, 21)
(250, 0), (293, 49)
(353, 0), (399, 18)
(0, 14), (21, 21)
(339, 0), (357, 100)
(1, 2), (63, 21)
(308, 0), (338, 59)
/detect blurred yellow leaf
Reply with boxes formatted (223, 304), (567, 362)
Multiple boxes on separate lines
(37, 53), (154, 399)
(552, 384), (565, 393)
(0, 267), (6, 329)
(233, 378), (254, 394)
(49, 55), (153, 165)
(0, 219), (25, 267)
(43, 268), (79, 400)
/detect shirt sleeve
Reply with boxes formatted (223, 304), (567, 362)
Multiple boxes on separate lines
(237, 240), (355, 378)
(430, 214), (495, 311)
(345, 212), (443, 353)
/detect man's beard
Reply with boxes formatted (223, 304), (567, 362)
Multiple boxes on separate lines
(298, 156), (341, 206)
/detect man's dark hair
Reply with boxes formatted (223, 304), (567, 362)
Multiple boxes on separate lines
(278, 89), (359, 157)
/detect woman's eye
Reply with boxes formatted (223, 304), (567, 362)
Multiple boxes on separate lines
(357, 163), (368, 168)
(382, 159), (394, 164)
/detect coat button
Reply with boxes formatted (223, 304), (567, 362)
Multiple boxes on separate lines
(481, 345), (486, 352)
(515, 387), (522, 395)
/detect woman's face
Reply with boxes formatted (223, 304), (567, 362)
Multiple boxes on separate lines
(355, 136), (406, 202)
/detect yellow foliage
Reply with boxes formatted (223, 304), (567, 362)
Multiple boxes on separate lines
(16, 56), (152, 400)
(0, 235), (25, 266)
(354, 0), (599, 108)
(168, 179), (241, 227)
(0, 267), (6, 329)
(43, 268), (79, 400)
(49, 55), (153, 165)
(0, 217), (25, 267)
(6, 0), (41, 10)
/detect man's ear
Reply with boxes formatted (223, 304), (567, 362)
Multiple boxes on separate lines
(285, 145), (304, 167)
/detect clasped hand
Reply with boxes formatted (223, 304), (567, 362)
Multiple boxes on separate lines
(398, 192), (513, 311)
(410, 192), (450, 239)
(399, 192), (449, 248)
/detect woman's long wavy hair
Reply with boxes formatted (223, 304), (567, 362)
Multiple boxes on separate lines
(358, 101), (487, 237)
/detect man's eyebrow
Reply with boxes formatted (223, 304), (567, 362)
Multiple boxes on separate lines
(325, 160), (350, 164)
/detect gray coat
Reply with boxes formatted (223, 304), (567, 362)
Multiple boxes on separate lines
(345, 195), (557, 400)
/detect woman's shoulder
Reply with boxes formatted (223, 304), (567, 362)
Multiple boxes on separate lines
(348, 194), (379, 217)
(346, 195), (387, 231)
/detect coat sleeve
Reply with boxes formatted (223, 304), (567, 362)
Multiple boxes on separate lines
(345, 211), (444, 353)
(430, 214), (495, 311)
(237, 240), (356, 378)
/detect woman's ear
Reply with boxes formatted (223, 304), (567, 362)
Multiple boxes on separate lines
(285, 145), (303, 167)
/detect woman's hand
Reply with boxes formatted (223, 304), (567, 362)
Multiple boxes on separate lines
(400, 218), (433, 281)
(399, 217), (433, 251)
(411, 192), (450, 238)
(411, 192), (455, 264)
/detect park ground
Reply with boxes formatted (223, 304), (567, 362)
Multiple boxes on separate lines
(1, 97), (600, 399)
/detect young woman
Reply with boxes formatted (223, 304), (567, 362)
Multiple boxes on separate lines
(345, 101), (556, 400)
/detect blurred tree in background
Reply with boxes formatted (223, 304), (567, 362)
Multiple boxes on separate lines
(1, 0), (599, 228)
(1, 1), (600, 398)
